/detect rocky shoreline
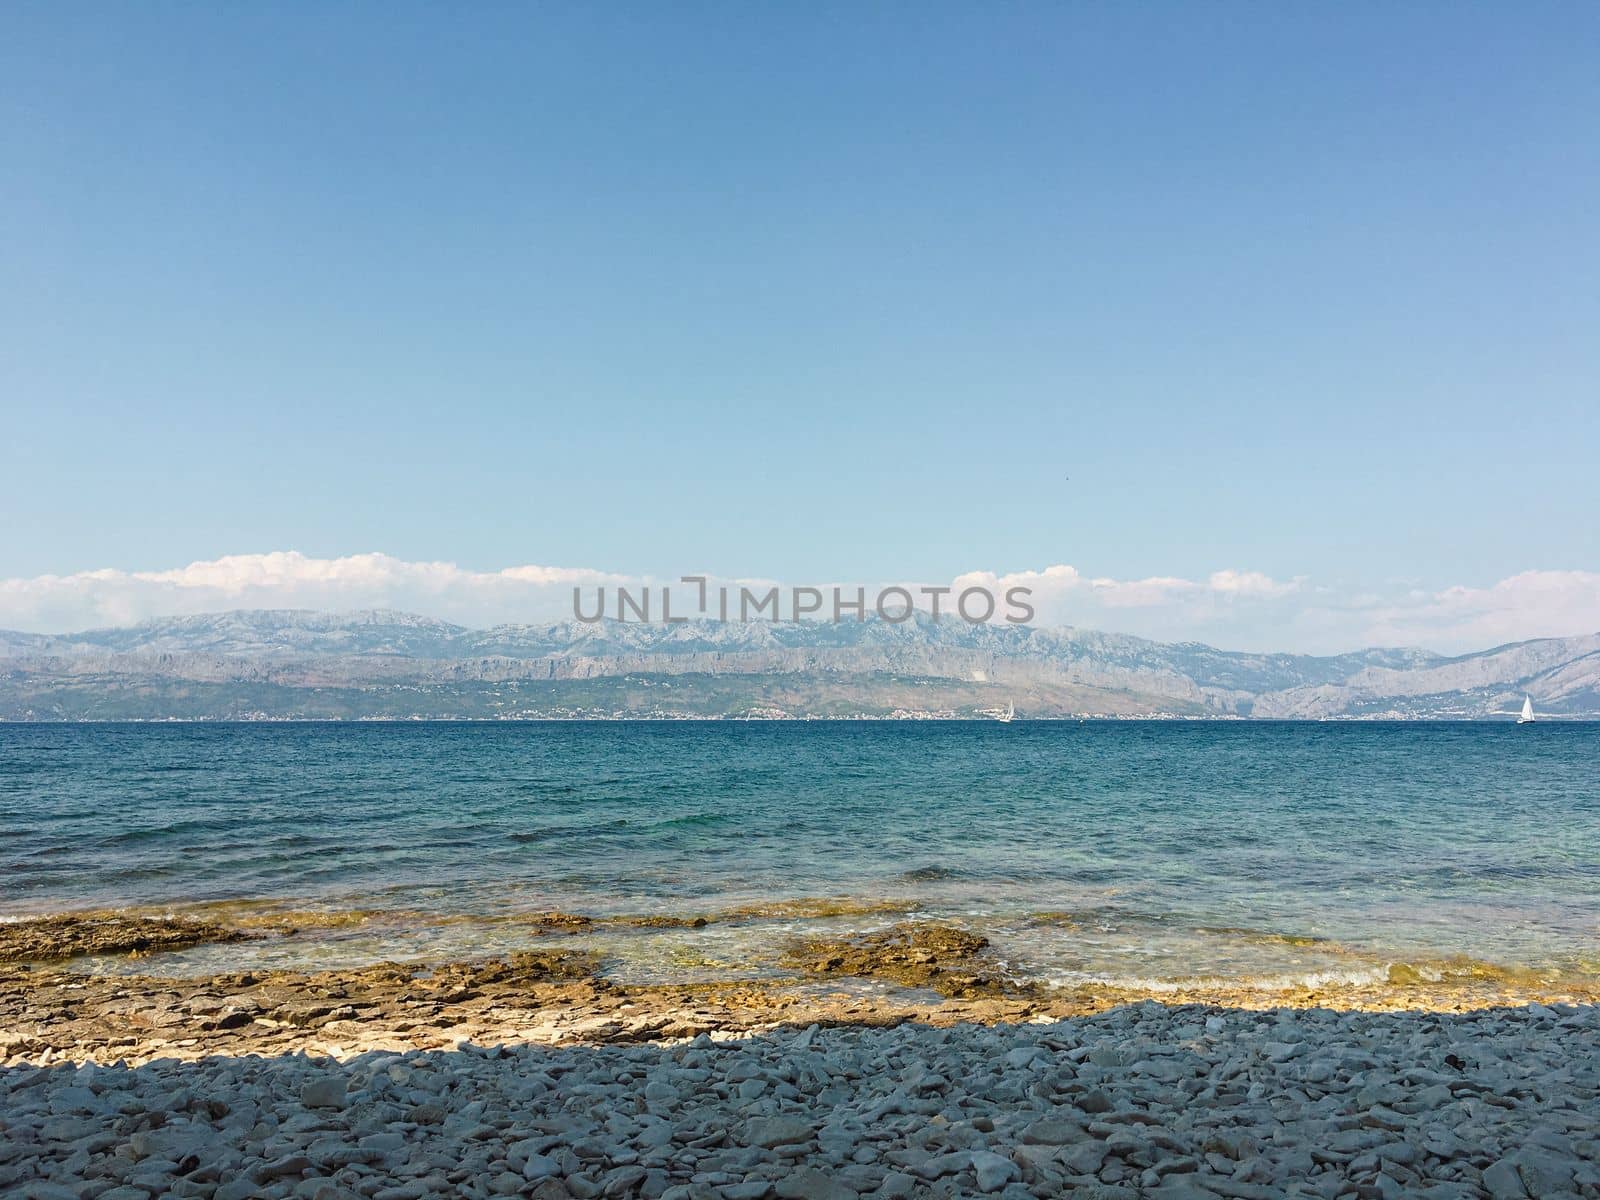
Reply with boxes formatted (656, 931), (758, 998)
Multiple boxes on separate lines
(3, 913), (1598, 1197)
(4, 912), (1600, 1067)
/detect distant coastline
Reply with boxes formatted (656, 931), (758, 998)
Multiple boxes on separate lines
(5, 714), (1598, 724)
(4, 609), (1599, 721)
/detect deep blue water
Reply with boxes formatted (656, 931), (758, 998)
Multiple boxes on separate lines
(2, 721), (1597, 985)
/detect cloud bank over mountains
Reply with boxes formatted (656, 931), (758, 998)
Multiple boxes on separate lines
(1, 551), (1596, 654)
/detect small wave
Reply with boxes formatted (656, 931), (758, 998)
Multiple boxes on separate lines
(20, 844), (81, 861)
(716, 897), (918, 921)
(91, 823), (226, 849)
(1023, 904), (1158, 930)
(647, 812), (731, 831)
(1195, 924), (1334, 948)
(1382, 956), (1554, 986)
(1039, 966), (1392, 993)
(506, 820), (637, 843)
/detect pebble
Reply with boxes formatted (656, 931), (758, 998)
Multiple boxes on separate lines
(743, 1116), (814, 1148)
(299, 1075), (348, 1109)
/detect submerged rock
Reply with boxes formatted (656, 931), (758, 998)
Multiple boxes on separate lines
(0, 913), (246, 963)
(782, 922), (1028, 998)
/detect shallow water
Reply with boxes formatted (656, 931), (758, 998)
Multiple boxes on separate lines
(2, 721), (1597, 987)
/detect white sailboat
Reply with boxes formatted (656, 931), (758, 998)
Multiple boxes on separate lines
(1517, 695), (1535, 725)
(995, 699), (1015, 723)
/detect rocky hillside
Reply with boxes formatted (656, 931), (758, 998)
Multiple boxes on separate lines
(1, 610), (1596, 720)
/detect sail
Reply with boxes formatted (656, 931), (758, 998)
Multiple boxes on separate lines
(1520, 696), (1534, 723)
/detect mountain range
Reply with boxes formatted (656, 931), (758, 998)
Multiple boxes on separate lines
(2, 609), (1597, 720)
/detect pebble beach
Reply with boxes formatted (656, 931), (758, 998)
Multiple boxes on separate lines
(4, 1000), (1597, 1200)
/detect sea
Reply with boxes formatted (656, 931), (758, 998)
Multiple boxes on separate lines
(2, 721), (1597, 992)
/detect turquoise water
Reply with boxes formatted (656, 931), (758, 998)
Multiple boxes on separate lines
(2, 721), (1597, 987)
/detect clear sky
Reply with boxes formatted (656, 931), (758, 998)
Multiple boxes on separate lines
(3, 4), (1598, 647)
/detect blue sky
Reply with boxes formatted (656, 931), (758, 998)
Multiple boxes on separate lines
(3, 5), (1598, 646)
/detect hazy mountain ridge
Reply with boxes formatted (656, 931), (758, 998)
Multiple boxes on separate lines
(1249, 635), (1600, 718)
(1, 609), (1596, 720)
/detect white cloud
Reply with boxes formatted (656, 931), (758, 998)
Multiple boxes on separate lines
(1207, 569), (1301, 597)
(1089, 576), (1199, 608)
(1357, 570), (1600, 651)
(0, 551), (629, 633)
(908, 563), (1594, 652)
(0, 551), (1595, 655)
